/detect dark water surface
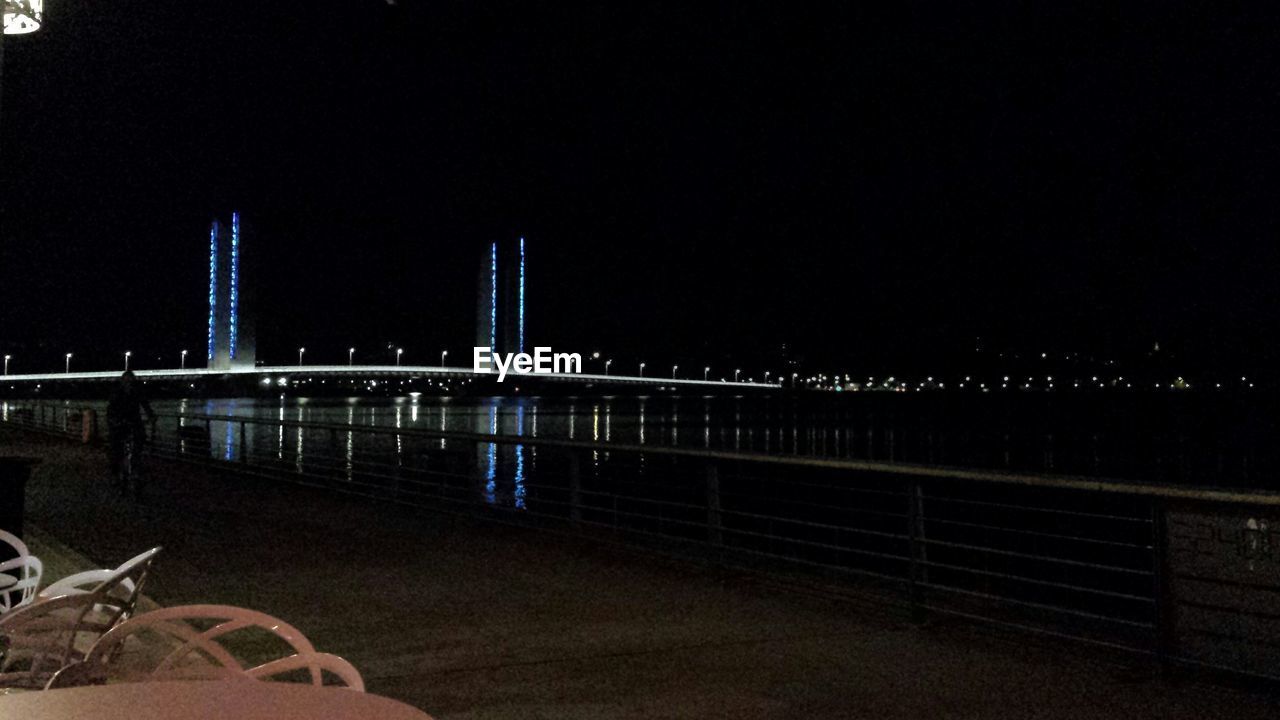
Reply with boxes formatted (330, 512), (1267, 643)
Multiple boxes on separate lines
(8, 393), (1278, 489)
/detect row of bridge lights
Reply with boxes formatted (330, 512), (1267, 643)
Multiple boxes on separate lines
(0, 351), (1259, 391)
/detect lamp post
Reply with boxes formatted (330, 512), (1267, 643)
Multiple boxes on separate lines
(3, 355), (10, 376)
(348, 347), (355, 366)
(764, 371), (770, 383)
(298, 347), (305, 367)
(605, 359), (612, 376)
(396, 348), (403, 366)
(180, 349), (188, 369)
(441, 350), (448, 367)
(704, 366), (710, 381)
(672, 364), (678, 379)
(124, 351), (131, 370)
(65, 353), (72, 374)
(734, 369), (741, 382)
(639, 362), (646, 377)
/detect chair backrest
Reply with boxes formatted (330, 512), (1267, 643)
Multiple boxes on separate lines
(80, 547), (161, 627)
(0, 528), (40, 615)
(0, 592), (104, 689)
(0, 529), (29, 559)
(38, 570), (136, 602)
(51, 604), (364, 691)
(0, 554), (43, 614)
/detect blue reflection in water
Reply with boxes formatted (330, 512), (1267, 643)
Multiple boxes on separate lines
(514, 405), (526, 510)
(484, 405), (497, 504)
(223, 399), (237, 460)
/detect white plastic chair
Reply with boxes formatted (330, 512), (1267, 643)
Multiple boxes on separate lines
(0, 547), (160, 689)
(47, 604), (364, 691)
(0, 529), (42, 615)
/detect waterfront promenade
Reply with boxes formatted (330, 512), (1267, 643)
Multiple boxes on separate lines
(3, 425), (1277, 719)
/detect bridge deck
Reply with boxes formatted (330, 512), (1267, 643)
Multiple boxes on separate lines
(1, 365), (777, 389)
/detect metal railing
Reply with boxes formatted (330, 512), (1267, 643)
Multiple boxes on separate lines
(5, 401), (1280, 682)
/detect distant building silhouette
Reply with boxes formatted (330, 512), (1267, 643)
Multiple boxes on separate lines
(207, 212), (256, 370)
(475, 237), (526, 358)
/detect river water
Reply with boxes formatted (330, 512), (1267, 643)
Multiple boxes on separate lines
(7, 392), (1276, 488)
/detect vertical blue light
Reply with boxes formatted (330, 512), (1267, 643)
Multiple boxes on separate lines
(229, 212), (240, 359)
(207, 222), (218, 361)
(518, 236), (525, 355)
(489, 242), (497, 352)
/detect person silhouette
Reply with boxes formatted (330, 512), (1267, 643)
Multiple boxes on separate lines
(106, 370), (156, 493)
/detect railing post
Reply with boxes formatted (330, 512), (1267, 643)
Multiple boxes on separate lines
(705, 462), (723, 547)
(906, 478), (928, 623)
(568, 452), (582, 525)
(239, 421), (248, 464)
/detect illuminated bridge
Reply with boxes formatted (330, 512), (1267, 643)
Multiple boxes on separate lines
(0, 366), (780, 391)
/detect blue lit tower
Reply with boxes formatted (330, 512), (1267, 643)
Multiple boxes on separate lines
(475, 237), (526, 357)
(207, 212), (256, 370)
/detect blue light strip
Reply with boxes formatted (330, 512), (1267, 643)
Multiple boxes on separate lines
(489, 242), (497, 352)
(229, 212), (240, 359)
(207, 221), (218, 361)
(518, 236), (525, 355)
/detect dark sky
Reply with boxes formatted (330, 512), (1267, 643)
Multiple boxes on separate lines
(2, 1), (1278, 374)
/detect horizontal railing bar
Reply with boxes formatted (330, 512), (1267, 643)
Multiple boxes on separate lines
(921, 517), (1153, 550)
(920, 539), (1152, 576)
(919, 583), (1156, 628)
(918, 560), (1155, 603)
(923, 495), (1152, 524)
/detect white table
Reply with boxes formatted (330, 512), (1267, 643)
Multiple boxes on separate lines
(0, 680), (435, 719)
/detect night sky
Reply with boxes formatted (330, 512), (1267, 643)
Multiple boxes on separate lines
(2, 2), (1278, 375)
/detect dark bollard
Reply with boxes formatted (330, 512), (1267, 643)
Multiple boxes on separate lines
(0, 457), (40, 539)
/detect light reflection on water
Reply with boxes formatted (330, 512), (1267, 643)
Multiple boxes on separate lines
(14, 393), (1262, 500)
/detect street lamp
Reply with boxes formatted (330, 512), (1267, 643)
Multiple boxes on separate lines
(396, 348), (403, 366)
(124, 351), (131, 370)
(734, 369), (741, 382)
(605, 359), (612, 376)
(704, 366), (710, 381)
(348, 347), (355, 366)
(65, 353), (72, 374)
(298, 347), (306, 367)
(441, 350), (448, 366)
(764, 371), (771, 383)
(672, 364), (678, 379)
(3, 355), (10, 376)
(180, 349), (188, 369)
(639, 362), (646, 377)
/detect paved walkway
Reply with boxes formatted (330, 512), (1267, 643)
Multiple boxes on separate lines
(3, 426), (1278, 718)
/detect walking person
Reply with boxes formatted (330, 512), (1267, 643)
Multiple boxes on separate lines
(106, 370), (156, 496)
